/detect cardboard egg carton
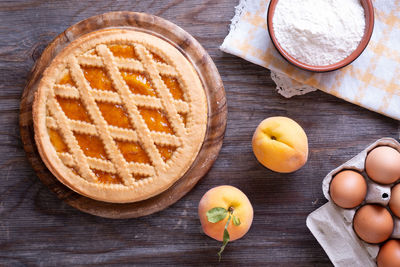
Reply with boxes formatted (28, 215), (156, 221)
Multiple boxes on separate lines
(307, 137), (400, 267)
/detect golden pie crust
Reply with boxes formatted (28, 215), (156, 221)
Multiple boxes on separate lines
(33, 29), (207, 203)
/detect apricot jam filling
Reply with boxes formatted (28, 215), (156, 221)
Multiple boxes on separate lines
(108, 44), (165, 64)
(133, 175), (150, 180)
(150, 52), (166, 64)
(92, 169), (123, 185)
(108, 44), (138, 59)
(155, 145), (176, 162)
(58, 72), (75, 86)
(179, 113), (187, 126)
(56, 96), (91, 122)
(116, 140), (150, 164)
(82, 67), (115, 91)
(138, 107), (173, 134)
(88, 50), (97, 56)
(97, 102), (132, 129)
(161, 75), (184, 101)
(121, 71), (156, 96)
(48, 129), (68, 153)
(74, 133), (108, 160)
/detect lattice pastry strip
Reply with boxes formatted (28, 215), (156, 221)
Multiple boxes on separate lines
(58, 152), (155, 177)
(78, 55), (177, 77)
(47, 95), (97, 182)
(46, 117), (180, 147)
(68, 56), (135, 185)
(47, 109), (159, 183)
(134, 44), (186, 138)
(54, 85), (189, 114)
(96, 44), (167, 170)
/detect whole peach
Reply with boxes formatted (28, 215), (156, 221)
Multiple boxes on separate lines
(198, 185), (253, 241)
(252, 116), (308, 173)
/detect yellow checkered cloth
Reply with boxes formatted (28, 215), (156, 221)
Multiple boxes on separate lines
(221, 0), (400, 121)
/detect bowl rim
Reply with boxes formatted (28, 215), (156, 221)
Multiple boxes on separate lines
(267, 0), (375, 73)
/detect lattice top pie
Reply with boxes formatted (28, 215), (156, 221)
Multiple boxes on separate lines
(33, 29), (207, 203)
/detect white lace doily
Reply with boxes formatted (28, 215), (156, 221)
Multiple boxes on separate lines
(270, 71), (317, 98)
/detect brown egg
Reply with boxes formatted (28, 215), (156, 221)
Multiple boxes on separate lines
(377, 239), (400, 267)
(365, 146), (400, 185)
(353, 204), (393, 244)
(389, 184), (400, 218)
(329, 170), (367, 208)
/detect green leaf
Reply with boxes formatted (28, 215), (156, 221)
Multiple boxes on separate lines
(232, 215), (241, 226)
(217, 214), (231, 261)
(206, 207), (228, 223)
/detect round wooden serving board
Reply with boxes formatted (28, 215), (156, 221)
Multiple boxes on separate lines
(19, 11), (227, 219)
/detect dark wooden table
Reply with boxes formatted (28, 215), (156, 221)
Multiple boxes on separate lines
(1, 1), (399, 266)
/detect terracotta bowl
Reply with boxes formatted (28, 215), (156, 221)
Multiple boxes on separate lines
(267, 0), (374, 72)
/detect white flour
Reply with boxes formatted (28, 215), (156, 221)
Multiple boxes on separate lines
(272, 0), (365, 66)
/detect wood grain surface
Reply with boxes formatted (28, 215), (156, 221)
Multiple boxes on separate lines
(1, 0), (399, 266)
(19, 11), (227, 219)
